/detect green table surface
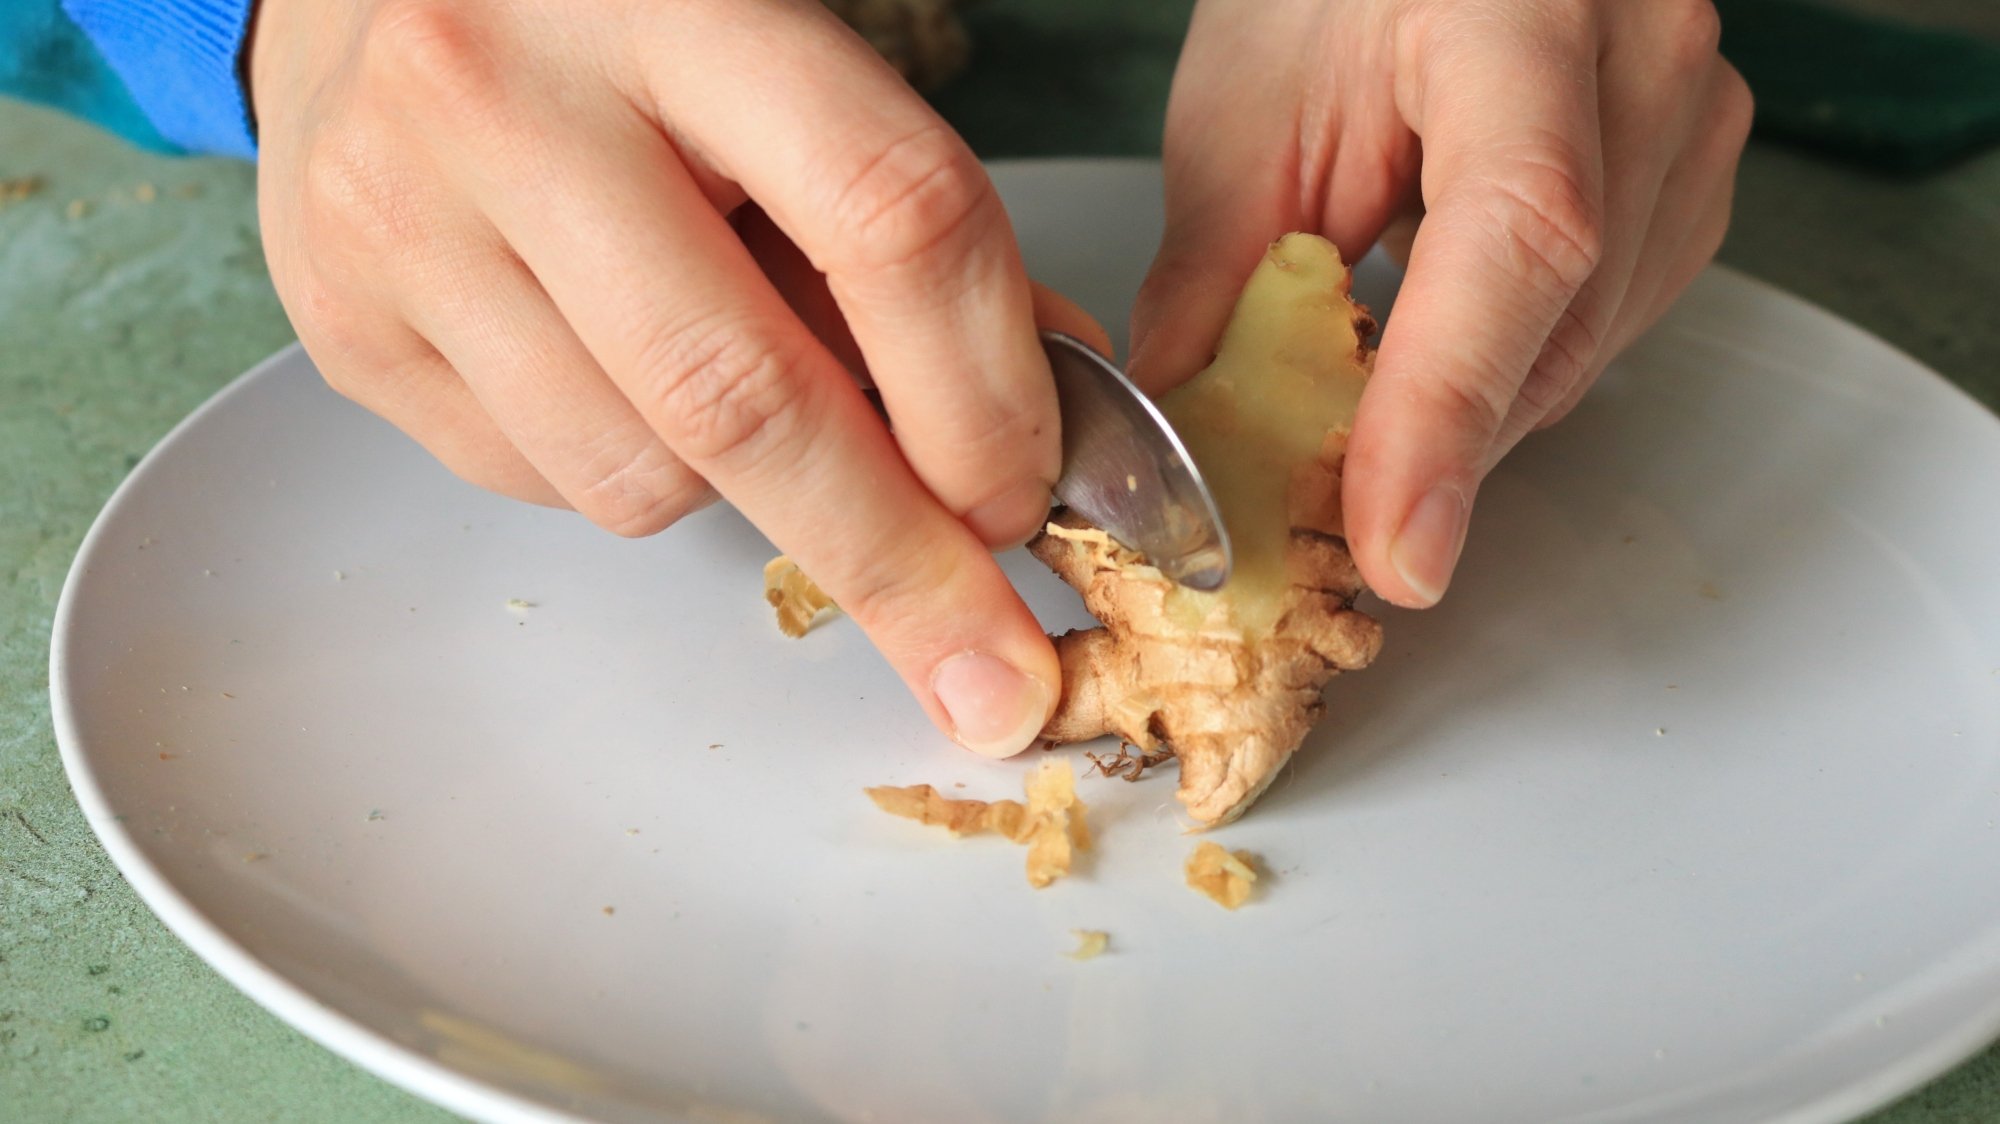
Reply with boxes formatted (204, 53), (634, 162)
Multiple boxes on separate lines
(3, 2), (1998, 1120)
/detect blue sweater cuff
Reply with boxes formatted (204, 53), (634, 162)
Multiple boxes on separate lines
(61, 0), (258, 159)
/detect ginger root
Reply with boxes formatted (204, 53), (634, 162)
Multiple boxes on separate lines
(772, 235), (1381, 832)
(1031, 233), (1384, 827)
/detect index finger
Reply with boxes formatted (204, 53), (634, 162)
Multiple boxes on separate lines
(641, 2), (1062, 550)
(1343, 5), (1606, 608)
(388, 25), (1061, 757)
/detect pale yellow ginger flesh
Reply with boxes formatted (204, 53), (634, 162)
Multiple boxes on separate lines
(866, 758), (1090, 888)
(763, 555), (838, 638)
(1185, 841), (1260, 910)
(1159, 234), (1371, 638)
(1066, 929), (1110, 960)
(1033, 233), (1384, 827)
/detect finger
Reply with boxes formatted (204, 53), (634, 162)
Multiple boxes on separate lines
(1542, 128), (1745, 432)
(738, 204), (868, 382)
(1488, 0), (1722, 450)
(1343, 6), (1606, 609)
(744, 205), (1111, 412)
(641, 3), (1059, 551)
(1029, 282), (1113, 359)
(1538, 58), (1750, 431)
(1619, 168), (1736, 349)
(390, 47), (1059, 758)
(1130, 0), (1419, 397)
(554, 165), (1061, 756)
(1504, 3), (1744, 438)
(1375, 186), (1425, 270)
(329, 344), (565, 507)
(283, 273), (565, 506)
(396, 232), (717, 537)
(1126, 2), (1307, 397)
(1600, 64), (1752, 363)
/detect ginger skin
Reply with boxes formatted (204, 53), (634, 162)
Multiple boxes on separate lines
(1031, 517), (1380, 826)
(1030, 234), (1384, 827)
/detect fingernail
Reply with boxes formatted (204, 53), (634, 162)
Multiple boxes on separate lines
(931, 650), (1051, 759)
(964, 479), (1056, 551)
(1389, 485), (1469, 608)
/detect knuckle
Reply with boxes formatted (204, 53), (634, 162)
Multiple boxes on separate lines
(360, 0), (501, 115)
(591, 491), (696, 539)
(286, 273), (371, 361)
(637, 316), (808, 469)
(1516, 360), (1577, 426)
(1534, 379), (1592, 432)
(299, 129), (377, 223)
(1531, 303), (1602, 404)
(1716, 65), (1756, 147)
(573, 447), (708, 538)
(936, 410), (1055, 502)
(1430, 364), (1514, 443)
(299, 127), (423, 254)
(1466, 148), (1604, 298)
(1656, 0), (1724, 69)
(823, 125), (997, 278)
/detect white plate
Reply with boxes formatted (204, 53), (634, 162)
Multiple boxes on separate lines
(51, 160), (2000, 1124)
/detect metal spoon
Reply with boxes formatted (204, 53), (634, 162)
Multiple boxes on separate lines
(1040, 330), (1233, 591)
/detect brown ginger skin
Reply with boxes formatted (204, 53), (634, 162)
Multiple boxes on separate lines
(1030, 511), (1381, 827)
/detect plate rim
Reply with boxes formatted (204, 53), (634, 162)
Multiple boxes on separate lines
(47, 341), (588, 1124)
(47, 156), (2000, 1124)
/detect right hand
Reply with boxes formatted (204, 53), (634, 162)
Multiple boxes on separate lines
(249, 0), (1099, 757)
(1130, 0), (1750, 611)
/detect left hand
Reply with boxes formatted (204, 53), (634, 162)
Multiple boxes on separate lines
(1130, 0), (1753, 608)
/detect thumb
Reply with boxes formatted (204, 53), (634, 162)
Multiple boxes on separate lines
(1128, 198), (1286, 399)
(1130, 4), (1419, 397)
(1126, 2), (1303, 397)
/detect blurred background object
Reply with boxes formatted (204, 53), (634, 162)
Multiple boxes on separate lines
(0, 1), (1995, 1121)
(824, 0), (974, 91)
(1716, 0), (2000, 172)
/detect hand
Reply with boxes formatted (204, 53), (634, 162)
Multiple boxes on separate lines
(1132, 0), (1752, 607)
(249, 0), (1106, 757)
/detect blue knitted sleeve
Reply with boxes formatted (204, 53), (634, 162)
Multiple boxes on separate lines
(61, 0), (258, 157)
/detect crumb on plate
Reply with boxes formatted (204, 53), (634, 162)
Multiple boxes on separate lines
(1066, 929), (1110, 960)
(1186, 841), (1259, 910)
